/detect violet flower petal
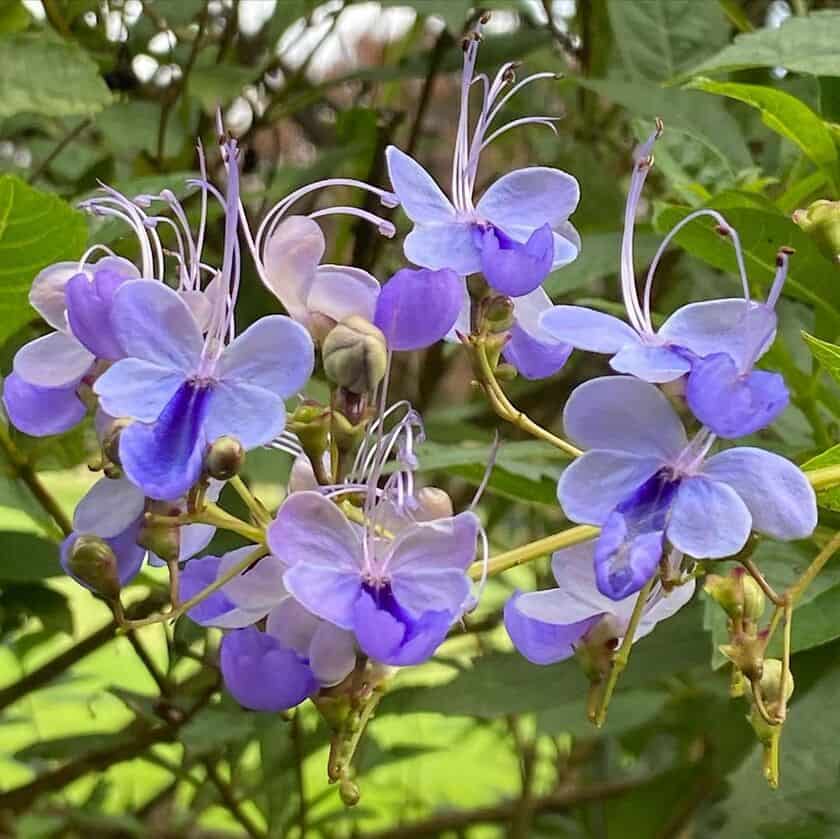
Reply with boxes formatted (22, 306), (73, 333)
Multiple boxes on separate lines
(2, 373), (86, 437)
(477, 223), (554, 296)
(540, 306), (640, 354)
(609, 344), (691, 383)
(13, 331), (94, 389)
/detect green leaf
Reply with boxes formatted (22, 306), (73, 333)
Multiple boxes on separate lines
(0, 1), (30, 35)
(0, 33), (111, 119)
(678, 10), (840, 80)
(189, 64), (257, 111)
(575, 80), (752, 174)
(686, 78), (840, 190)
(0, 532), (61, 581)
(653, 199), (840, 326)
(95, 101), (188, 159)
(0, 583), (72, 639)
(802, 331), (840, 384)
(0, 176), (88, 344)
(608, 0), (729, 81)
(802, 444), (840, 512)
(180, 707), (256, 757)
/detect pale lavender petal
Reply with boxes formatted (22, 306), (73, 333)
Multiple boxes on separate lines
(444, 282), (471, 342)
(386, 145), (456, 224)
(283, 562), (362, 631)
(659, 299), (776, 369)
(539, 306), (640, 354)
(13, 331), (94, 388)
(512, 287), (554, 338)
(374, 267), (462, 351)
(266, 597), (320, 654)
(609, 344), (691, 383)
(386, 512), (479, 574)
(204, 380), (286, 449)
(503, 321), (571, 380)
(73, 477), (144, 539)
(262, 215), (324, 319)
(182, 556), (245, 627)
(504, 591), (600, 665)
(307, 265), (380, 323)
(119, 382), (210, 501)
(476, 167), (580, 231)
(221, 627), (317, 712)
(636, 577), (695, 642)
(2, 374), (86, 437)
(559, 450), (664, 525)
(218, 547), (287, 613)
(403, 223), (481, 275)
(93, 358), (185, 423)
(668, 476), (751, 559)
(217, 315), (314, 398)
(477, 223), (554, 296)
(563, 376), (687, 460)
(308, 622), (356, 686)
(685, 353), (788, 438)
(702, 448), (817, 541)
(29, 262), (81, 330)
(111, 280), (202, 372)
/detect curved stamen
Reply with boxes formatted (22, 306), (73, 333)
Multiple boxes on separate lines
(486, 71), (559, 127)
(480, 116), (560, 151)
(767, 246), (793, 309)
(77, 243), (117, 271)
(308, 206), (396, 237)
(641, 208), (751, 333)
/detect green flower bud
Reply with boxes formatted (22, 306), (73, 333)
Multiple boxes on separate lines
(484, 295), (515, 332)
(102, 417), (132, 467)
(138, 509), (180, 565)
(756, 658), (794, 706)
(67, 535), (121, 600)
(339, 777), (360, 807)
(793, 199), (840, 263)
(704, 568), (764, 621)
(322, 316), (388, 395)
(205, 435), (245, 481)
(289, 402), (331, 458)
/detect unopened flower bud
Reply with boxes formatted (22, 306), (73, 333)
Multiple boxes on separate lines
(755, 658), (794, 706)
(704, 569), (764, 621)
(339, 777), (360, 807)
(102, 417), (132, 467)
(205, 435), (245, 481)
(138, 510), (181, 565)
(66, 535), (121, 600)
(793, 199), (840, 263)
(484, 295), (515, 332)
(720, 635), (765, 683)
(414, 487), (454, 521)
(289, 402), (331, 458)
(322, 316), (388, 395)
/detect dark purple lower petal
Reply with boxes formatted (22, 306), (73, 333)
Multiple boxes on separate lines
(374, 267), (462, 351)
(504, 591), (600, 665)
(220, 626), (318, 712)
(352, 584), (451, 666)
(593, 473), (679, 600)
(503, 321), (571, 380)
(476, 223), (554, 297)
(3, 373), (86, 437)
(65, 269), (129, 360)
(119, 380), (211, 501)
(685, 352), (788, 439)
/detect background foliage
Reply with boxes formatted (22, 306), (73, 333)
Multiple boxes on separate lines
(1, 0), (840, 836)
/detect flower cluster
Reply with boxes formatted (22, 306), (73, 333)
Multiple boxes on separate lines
(2, 19), (820, 796)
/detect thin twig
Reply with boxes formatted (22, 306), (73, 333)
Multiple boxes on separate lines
(204, 761), (266, 839)
(28, 119), (92, 184)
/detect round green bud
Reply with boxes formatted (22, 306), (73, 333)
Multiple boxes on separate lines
(757, 658), (794, 706)
(67, 534), (121, 601)
(484, 295), (515, 332)
(205, 435), (245, 481)
(138, 517), (181, 565)
(322, 316), (388, 395)
(703, 569), (764, 621)
(793, 199), (840, 263)
(339, 777), (360, 807)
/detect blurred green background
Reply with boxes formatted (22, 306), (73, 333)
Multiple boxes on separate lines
(2, 0), (840, 836)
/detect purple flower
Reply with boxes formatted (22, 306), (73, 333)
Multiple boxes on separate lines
(267, 491), (480, 666)
(386, 23), (579, 296)
(182, 546), (357, 709)
(3, 256), (140, 437)
(505, 542), (694, 665)
(539, 125), (790, 436)
(558, 376), (816, 600)
(93, 141), (314, 501)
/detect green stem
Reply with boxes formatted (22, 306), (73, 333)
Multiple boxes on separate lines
(0, 425), (72, 536)
(788, 532), (840, 605)
(120, 545), (268, 630)
(592, 575), (657, 728)
(468, 525), (599, 581)
(806, 464), (840, 491)
(473, 342), (582, 458)
(229, 476), (270, 527)
(148, 503), (265, 544)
